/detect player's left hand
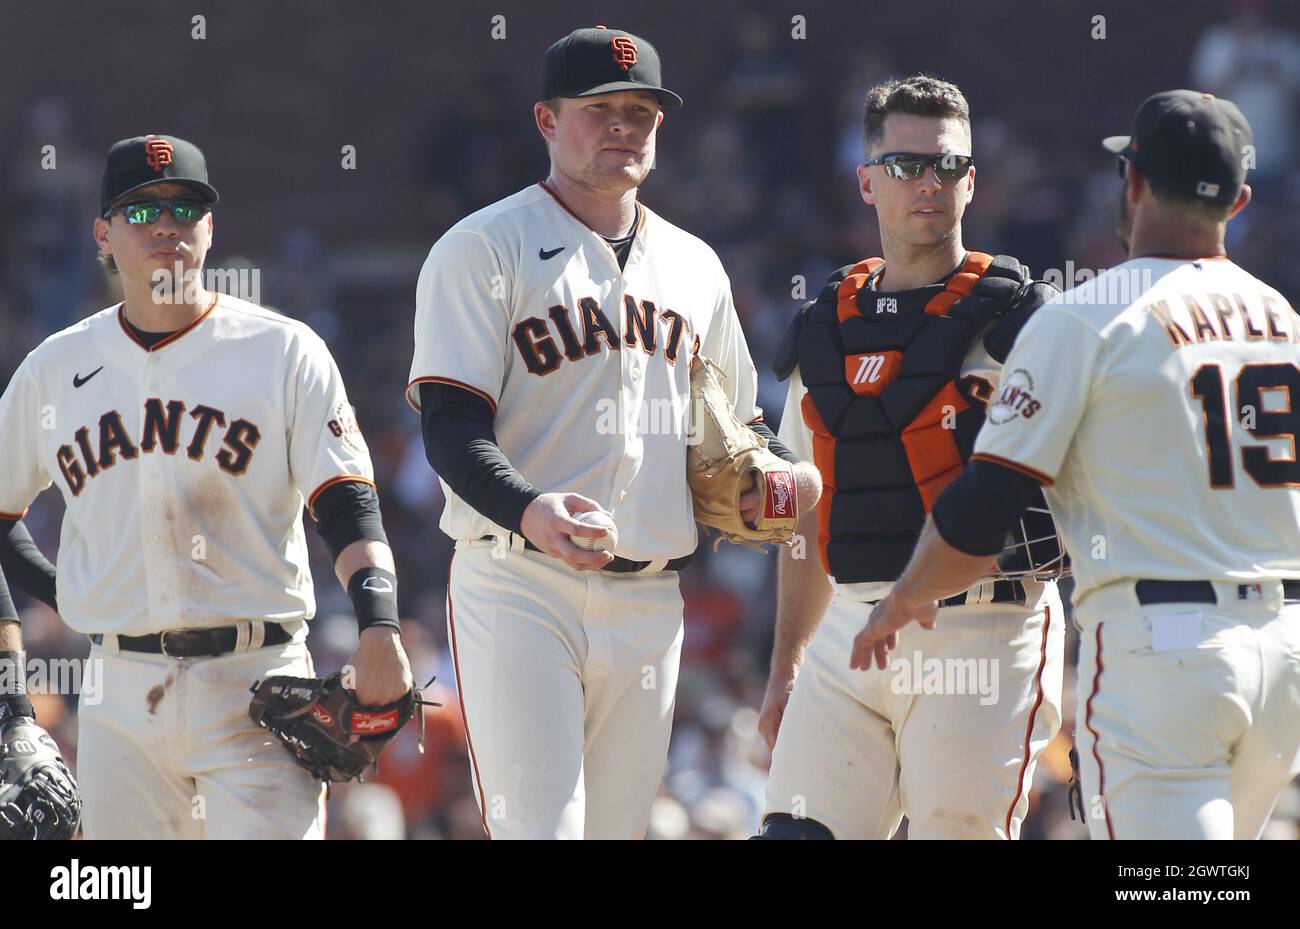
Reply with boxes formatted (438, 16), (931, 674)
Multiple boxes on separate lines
(849, 592), (939, 671)
(345, 626), (414, 706)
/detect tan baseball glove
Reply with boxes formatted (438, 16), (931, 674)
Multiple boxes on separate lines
(687, 354), (798, 552)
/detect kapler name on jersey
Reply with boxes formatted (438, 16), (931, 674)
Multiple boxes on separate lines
(49, 859), (151, 909)
(57, 397), (261, 496)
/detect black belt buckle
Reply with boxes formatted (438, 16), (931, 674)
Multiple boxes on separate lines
(157, 631), (184, 658)
(160, 628), (229, 658)
(159, 630), (200, 659)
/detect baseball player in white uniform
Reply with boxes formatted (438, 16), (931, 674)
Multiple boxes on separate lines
(854, 90), (1300, 840)
(407, 26), (819, 839)
(756, 76), (1066, 840)
(0, 134), (413, 839)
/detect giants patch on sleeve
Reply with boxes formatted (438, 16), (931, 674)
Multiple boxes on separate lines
(327, 402), (368, 453)
(987, 368), (1043, 425)
(764, 469), (797, 520)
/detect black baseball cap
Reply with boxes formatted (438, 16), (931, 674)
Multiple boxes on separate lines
(100, 134), (219, 216)
(1103, 90), (1252, 205)
(542, 25), (683, 109)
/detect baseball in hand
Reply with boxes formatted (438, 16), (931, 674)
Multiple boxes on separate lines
(568, 511), (618, 552)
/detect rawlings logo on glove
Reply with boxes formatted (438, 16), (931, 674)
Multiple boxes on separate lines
(687, 354), (798, 552)
(248, 672), (438, 783)
(765, 470), (796, 520)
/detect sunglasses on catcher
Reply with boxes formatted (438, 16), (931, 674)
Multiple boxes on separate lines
(103, 199), (212, 225)
(865, 152), (974, 182)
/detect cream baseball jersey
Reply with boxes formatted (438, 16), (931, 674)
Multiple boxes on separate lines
(0, 294), (375, 635)
(973, 256), (1300, 603)
(778, 332), (1000, 602)
(406, 182), (761, 561)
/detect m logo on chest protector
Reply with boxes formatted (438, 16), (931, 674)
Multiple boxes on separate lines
(844, 351), (903, 397)
(512, 293), (695, 376)
(55, 398), (264, 497)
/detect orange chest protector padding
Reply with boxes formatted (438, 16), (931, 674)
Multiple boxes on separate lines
(798, 252), (1031, 583)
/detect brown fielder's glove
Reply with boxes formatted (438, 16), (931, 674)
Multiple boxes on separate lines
(248, 672), (437, 783)
(687, 354), (798, 552)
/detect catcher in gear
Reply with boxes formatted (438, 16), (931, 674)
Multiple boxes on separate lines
(249, 672), (435, 783)
(857, 91), (1300, 841)
(757, 75), (1067, 840)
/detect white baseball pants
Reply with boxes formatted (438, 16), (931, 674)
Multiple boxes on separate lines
(763, 582), (1064, 839)
(447, 540), (684, 839)
(1074, 580), (1300, 839)
(77, 625), (326, 839)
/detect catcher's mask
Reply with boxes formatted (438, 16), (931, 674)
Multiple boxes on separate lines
(994, 497), (1069, 581)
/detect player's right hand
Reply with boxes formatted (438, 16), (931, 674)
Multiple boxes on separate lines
(757, 672), (797, 752)
(520, 493), (616, 572)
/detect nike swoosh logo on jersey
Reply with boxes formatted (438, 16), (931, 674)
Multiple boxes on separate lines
(538, 246), (565, 260)
(361, 577), (394, 593)
(73, 366), (104, 388)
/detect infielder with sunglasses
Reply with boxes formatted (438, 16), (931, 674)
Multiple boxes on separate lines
(756, 76), (1067, 839)
(856, 90), (1300, 840)
(0, 134), (413, 839)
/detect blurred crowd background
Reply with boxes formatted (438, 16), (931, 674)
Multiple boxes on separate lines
(3, 0), (1300, 839)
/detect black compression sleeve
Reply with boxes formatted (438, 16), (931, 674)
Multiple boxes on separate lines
(0, 566), (17, 623)
(419, 382), (540, 535)
(752, 421), (798, 464)
(313, 481), (388, 561)
(930, 461), (1044, 556)
(0, 519), (57, 612)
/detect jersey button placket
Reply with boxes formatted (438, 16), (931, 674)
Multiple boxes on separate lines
(140, 351), (169, 621)
(611, 288), (645, 509)
(144, 351), (162, 498)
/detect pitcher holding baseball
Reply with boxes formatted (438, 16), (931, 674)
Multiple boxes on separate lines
(406, 25), (817, 839)
(568, 511), (619, 553)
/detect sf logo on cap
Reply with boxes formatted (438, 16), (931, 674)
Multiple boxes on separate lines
(144, 135), (174, 172)
(610, 36), (637, 71)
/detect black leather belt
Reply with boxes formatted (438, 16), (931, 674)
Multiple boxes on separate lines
(940, 579), (1027, 608)
(477, 535), (691, 574)
(1135, 579), (1300, 605)
(90, 622), (292, 658)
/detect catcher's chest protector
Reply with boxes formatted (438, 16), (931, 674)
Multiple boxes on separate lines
(799, 252), (1029, 583)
